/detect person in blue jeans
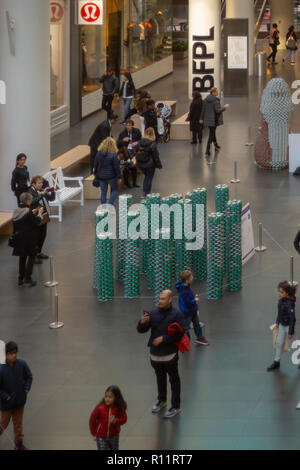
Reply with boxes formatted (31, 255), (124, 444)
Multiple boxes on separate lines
(94, 137), (121, 205)
(135, 127), (162, 197)
(176, 270), (209, 346)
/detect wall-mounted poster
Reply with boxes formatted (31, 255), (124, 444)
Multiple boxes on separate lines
(228, 36), (247, 69)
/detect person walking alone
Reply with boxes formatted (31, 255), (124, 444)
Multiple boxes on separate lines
(119, 72), (136, 122)
(0, 342), (33, 450)
(283, 25), (298, 65)
(99, 68), (119, 119)
(201, 88), (229, 157)
(267, 23), (280, 64)
(11, 154), (30, 206)
(186, 91), (203, 144)
(137, 290), (185, 419)
(135, 127), (162, 197)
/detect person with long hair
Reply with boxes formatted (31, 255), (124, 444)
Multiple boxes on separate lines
(200, 87), (229, 157)
(283, 25), (298, 65)
(94, 137), (121, 205)
(267, 281), (297, 371)
(11, 154), (30, 206)
(267, 23), (280, 64)
(89, 385), (127, 451)
(119, 71), (136, 121)
(135, 127), (162, 197)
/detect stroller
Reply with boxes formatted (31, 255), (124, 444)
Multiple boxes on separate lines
(156, 102), (171, 143)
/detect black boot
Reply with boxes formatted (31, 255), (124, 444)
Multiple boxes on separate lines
(267, 361), (280, 372)
(214, 142), (221, 150)
(123, 171), (132, 189)
(205, 142), (211, 156)
(132, 169), (140, 188)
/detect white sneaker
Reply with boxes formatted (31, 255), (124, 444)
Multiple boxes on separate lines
(164, 408), (181, 419)
(152, 401), (167, 414)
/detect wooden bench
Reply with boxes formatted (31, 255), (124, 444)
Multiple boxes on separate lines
(84, 175), (125, 200)
(156, 100), (177, 117)
(50, 145), (90, 171)
(43, 167), (84, 222)
(0, 212), (13, 235)
(170, 112), (191, 140)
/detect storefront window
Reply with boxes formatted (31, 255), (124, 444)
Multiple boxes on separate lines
(123, 0), (172, 72)
(50, 0), (67, 111)
(81, 25), (106, 96)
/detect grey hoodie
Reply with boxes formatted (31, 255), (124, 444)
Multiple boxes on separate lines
(201, 94), (226, 128)
(12, 207), (29, 222)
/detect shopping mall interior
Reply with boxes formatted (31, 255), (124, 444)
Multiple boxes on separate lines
(1, 0), (300, 452)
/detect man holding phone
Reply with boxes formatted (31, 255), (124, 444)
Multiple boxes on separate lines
(137, 290), (185, 419)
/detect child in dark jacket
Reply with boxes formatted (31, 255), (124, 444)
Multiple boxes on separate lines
(89, 385), (127, 450)
(267, 281), (297, 371)
(175, 270), (209, 346)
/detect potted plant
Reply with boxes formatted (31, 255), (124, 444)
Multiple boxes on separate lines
(172, 41), (188, 60)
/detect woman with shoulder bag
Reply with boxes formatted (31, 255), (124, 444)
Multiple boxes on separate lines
(94, 137), (121, 205)
(267, 23), (280, 64)
(135, 127), (162, 197)
(11, 192), (44, 287)
(283, 25), (298, 65)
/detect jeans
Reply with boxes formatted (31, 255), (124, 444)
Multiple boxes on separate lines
(96, 436), (119, 450)
(267, 44), (278, 62)
(184, 310), (203, 340)
(19, 256), (35, 281)
(151, 354), (181, 409)
(142, 167), (155, 196)
(275, 324), (290, 362)
(102, 94), (114, 119)
(0, 407), (24, 446)
(284, 49), (296, 62)
(122, 97), (132, 120)
(100, 178), (119, 205)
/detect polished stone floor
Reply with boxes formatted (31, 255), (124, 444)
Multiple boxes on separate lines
(1, 52), (300, 450)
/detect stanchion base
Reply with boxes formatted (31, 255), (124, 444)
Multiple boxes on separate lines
(49, 322), (64, 329)
(296, 401), (300, 410)
(289, 281), (299, 287)
(255, 246), (267, 252)
(245, 143), (254, 146)
(206, 160), (216, 165)
(231, 179), (240, 183)
(44, 281), (59, 287)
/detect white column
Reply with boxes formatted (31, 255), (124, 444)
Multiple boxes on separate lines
(189, 0), (221, 99)
(226, 0), (255, 75)
(0, 0), (50, 211)
(270, 0), (294, 50)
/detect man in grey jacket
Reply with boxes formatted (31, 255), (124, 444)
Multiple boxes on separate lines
(200, 88), (229, 156)
(99, 68), (119, 119)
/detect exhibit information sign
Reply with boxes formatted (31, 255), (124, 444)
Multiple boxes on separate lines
(228, 36), (248, 69)
(288, 133), (300, 173)
(242, 203), (255, 265)
(78, 0), (103, 25)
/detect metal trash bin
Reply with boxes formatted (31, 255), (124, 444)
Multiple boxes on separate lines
(255, 52), (266, 76)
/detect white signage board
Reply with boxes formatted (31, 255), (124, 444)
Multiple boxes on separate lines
(242, 203), (255, 265)
(0, 341), (5, 365)
(288, 134), (300, 173)
(78, 0), (103, 25)
(228, 36), (248, 69)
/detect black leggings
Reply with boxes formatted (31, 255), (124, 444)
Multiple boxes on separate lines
(19, 256), (35, 281)
(267, 44), (278, 62)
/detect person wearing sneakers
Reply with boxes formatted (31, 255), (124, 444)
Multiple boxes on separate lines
(0, 342), (32, 450)
(176, 270), (209, 346)
(267, 281), (296, 372)
(137, 290), (185, 419)
(283, 26), (298, 65)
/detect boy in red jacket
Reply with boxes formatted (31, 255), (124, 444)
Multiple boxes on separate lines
(89, 386), (127, 451)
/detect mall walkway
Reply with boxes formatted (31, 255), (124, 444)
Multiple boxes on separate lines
(1, 54), (300, 450)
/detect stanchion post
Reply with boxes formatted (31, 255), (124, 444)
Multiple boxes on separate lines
(245, 126), (254, 146)
(49, 293), (64, 329)
(231, 161), (240, 183)
(289, 256), (299, 287)
(255, 223), (267, 252)
(44, 256), (58, 287)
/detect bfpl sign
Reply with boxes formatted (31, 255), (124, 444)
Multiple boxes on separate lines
(50, 1), (65, 23)
(192, 28), (215, 94)
(78, 0), (103, 25)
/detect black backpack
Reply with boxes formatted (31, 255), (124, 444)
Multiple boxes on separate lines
(135, 145), (153, 169)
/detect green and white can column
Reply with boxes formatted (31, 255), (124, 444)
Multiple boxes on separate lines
(191, 188), (207, 280)
(225, 200), (242, 292)
(116, 194), (133, 281)
(124, 209), (140, 299)
(215, 184), (230, 277)
(94, 208), (109, 289)
(207, 212), (224, 300)
(146, 193), (161, 290)
(154, 228), (172, 306)
(95, 231), (114, 302)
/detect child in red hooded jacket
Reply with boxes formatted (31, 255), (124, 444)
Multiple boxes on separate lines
(89, 385), (127, 450)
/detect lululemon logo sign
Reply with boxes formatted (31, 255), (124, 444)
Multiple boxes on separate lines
(78, 1), (103, 25)
(50, 1), (64, 23)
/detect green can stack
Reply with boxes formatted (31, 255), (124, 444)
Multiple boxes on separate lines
(225, 200), (242, 292)
(154, 228), (171, 306)
(116, 194), (133, 281)
(191, 188), (207, 281)
(95, 231), (114, 302)
(94, 208), (109, 289)
(207, 212), (224, 300)
(124, 209), (140, 298)
(140, 199), (148, 275)
(146, 193), (161, 290)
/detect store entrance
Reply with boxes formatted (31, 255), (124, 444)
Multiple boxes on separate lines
(107, 11), (122, 77)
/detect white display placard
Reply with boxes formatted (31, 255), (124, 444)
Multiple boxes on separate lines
(78, 0), (103, 25)
(288, 134), (300, 173)
(242, 203), (255, 265)
(228, 36), (248, 69)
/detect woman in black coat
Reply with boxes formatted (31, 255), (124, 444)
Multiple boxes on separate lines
(187, 92), (203, 144)
(11, 154), (30, 205)
(119, 72), (136, 121)
(12, 192), (44, 287)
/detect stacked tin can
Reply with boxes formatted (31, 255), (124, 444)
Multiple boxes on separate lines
(191, 188), (207, 280)
(207, 212), (224, 300)
(94, 208), (109, 290)
(168, 193), (182, 279)
(116, 194), (133, 281)
(174, 199), (192, 280)
(124, 209), (140, 298)
(146, 193), (161, 290)
(139, 199), (148, 275)
(225, 200), (242, 292)
(215, 184), (230, 277)
(95, 231), (114, 302)
(154, 228), (171, 306)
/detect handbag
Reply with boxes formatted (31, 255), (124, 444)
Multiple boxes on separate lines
(92, 179), (100, 188)
(39, 212), (50, 226)
(270, 324), (290, 352)
(8, 233), (18, 248)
